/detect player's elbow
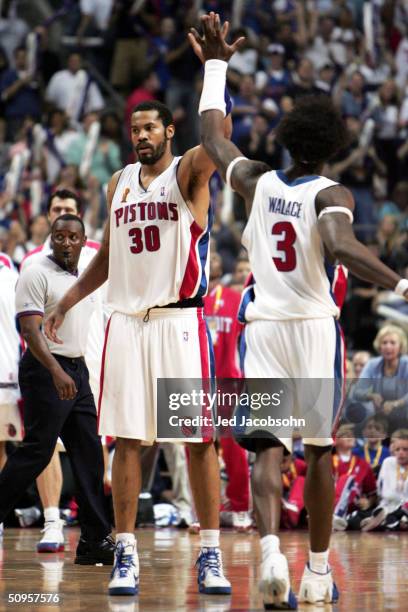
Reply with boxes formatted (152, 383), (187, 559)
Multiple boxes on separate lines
(329, 240), (356, 264)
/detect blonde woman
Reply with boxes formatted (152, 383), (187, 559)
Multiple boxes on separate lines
(353, 324), (408, 431)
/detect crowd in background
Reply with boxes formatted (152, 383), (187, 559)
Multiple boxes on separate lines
(1, 0), (408, 533)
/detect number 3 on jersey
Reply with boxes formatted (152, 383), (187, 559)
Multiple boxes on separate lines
(271, 221), (297, 271)
(129, 225), (160, 253)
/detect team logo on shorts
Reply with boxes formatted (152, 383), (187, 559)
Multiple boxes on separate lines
(8, 423), (16, 437)
(183, 331), (189, 342)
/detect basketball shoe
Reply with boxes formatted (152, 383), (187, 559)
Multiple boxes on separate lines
(332, 514), (348, 531)
(259, 552), (297, 610)
(36, 519), (65, 553)
(298, 563), (339, 604)
(109, 542), (139, 596)
(196, 547), (231, 595)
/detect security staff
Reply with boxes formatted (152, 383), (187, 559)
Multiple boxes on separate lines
(0, 214), (113, 564)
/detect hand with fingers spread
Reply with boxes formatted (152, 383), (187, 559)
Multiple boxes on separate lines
(44, 306), (66, 345)
(188, 11), (245, 64)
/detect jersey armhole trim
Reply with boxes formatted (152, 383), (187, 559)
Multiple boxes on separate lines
(109, 167), (126, 207)
(317, 206), (354, 224)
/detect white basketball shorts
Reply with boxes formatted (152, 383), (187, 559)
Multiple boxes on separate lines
(97, 308), (214, 443)
(240, 317), (346, 450)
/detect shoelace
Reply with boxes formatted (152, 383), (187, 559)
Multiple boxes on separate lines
(197, 548), (222, 578)
(114, 542), (136, 578)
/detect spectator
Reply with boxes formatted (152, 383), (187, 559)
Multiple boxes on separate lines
(148, 17), (175, 94)
(164, 10), (202, 153)
(306, 15), (348, 70)
(0, 46), (41, 139)
(0, 45), (9, 117)
(360, 429), (408, 531)
(231, 75), (261, 142)
(46, 53), (104, 124)
(328, 116), (385, 241)
(354, 415), (390, 475)
(0, 1), (28, 63)
(332, 424), (378, 531)
(66, 112), (121, 187)
(256, 44), (292, 103)
(42, 109), (79, 185)
(227, 28), (258, 88)
(376, 215), (408, 274)
(315, 62), (336, 95)
(343, 350), (373, 424)
(230, 257), (251, 293)
(288, 58), (320, 99)
(340, 71), (369, 119)
(125, 70), (160, 139)
(25, 215), (50, 253)
(353, 324), (408, 433)
(238, 114), (283, 168)
(370, 79), (401, 193)
(109, 0), (155, 94)
(280, 454), (307, 529)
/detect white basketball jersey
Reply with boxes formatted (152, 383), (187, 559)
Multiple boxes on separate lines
(242, 170), (340, 321)
(108, 157), (210, 314)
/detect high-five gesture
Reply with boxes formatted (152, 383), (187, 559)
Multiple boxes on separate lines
(188, 12), (245, 63)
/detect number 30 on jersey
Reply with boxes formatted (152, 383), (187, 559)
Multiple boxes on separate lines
(128, 225), (160, 253)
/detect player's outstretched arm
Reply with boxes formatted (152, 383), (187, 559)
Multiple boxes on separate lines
(317, 185), (407, 296)
(44, 170), (121, 343)
(189, 13), (268, 208)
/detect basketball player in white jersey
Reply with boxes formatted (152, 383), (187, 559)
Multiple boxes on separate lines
(190, 13), (408, 609)
(21, 189), (106, 554)
(0, 253), (23, 536)
(44, 46), (242, 592)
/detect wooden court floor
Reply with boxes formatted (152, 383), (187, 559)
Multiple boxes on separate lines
(0, 527), (407, 611)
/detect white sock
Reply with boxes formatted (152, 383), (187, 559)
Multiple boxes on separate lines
(116, 533), (136, 549)
(200, 529), (220, 549)
(44, 507), (60, 523)
(309, 550), (329, 573)
(261, 535), (280, 559)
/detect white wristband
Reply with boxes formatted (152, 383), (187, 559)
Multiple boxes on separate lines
(395, 279), (408, 297)
(226, 156), (248, 189)
(199, 59), (228, 116)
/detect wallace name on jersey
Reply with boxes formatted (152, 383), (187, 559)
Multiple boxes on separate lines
(269, 197), (303, 219)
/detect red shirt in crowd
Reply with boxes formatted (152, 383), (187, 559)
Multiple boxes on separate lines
(204, 285), (242, 378)
(332, 453), (377, 496)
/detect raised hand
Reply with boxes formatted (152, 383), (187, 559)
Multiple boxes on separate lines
(188, 11), (245, 63)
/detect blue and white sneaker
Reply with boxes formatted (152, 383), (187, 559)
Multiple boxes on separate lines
(36, 519), (65, 553)
(298, 563), (339, 604)
(196, 547), (231, 595)
(259, 552), (297, 610)
(108, 542), (139, 596)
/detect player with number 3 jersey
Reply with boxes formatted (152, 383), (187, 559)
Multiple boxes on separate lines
(190, 11), (408, 610)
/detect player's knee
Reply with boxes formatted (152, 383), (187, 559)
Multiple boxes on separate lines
(304, 444), (332, 464)
(115, 437), (142, 453)
(186, 441), (214, 456)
